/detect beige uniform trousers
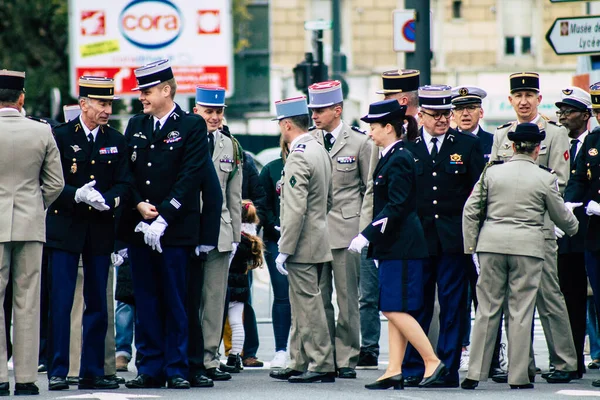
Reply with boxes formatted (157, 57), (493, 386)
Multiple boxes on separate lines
(68, 266), (116, 376)
(288, 262), (335, 372)
(467, 252), (543, 385)
(319, 248), (360, 368)
(200, 249), (230, 369)
(0, 242), (42, 383)
(528, 239), (577, 374)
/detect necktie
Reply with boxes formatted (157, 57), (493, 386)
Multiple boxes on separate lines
(324, 132), (334, 152)
(569, 139), (578, 169)
(430, 137), (438, 159)
(87, 133), (94, 143)
(208, 132), (215, 156)
(150, 120), (160, 142)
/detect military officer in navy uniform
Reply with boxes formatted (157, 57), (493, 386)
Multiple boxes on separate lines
(46, 76), (131, 391)
(402, 85), (485, 387)
(555, 87), (592, 379)
(118, 60), (219, 390)
(451, 86), (493, 158)
(357, 69), (421, 370)
(564, 82), (600, 387)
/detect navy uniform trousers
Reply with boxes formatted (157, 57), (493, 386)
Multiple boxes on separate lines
(129, 246), (189, 380)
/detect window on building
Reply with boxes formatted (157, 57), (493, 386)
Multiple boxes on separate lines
(505, 37), (515, 55)
(522, 36), (532, 54)
(452, 1), (462, 19)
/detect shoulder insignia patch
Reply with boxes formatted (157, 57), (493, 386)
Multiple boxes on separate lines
(539, 164), (555, 174)
(308, 125), (317, 131)
(292, 143), (306, 153)
(351, 126), (366, 134)
(496, 122), (512, 130)
(27, 116), (48, 124)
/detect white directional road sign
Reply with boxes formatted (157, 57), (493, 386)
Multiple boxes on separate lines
(546, 15), (600, 55)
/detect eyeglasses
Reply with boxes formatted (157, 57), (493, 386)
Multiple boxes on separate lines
(454, 105), (480, 114)
(421, 110), (453, 120)
(556, 109), (583, 117)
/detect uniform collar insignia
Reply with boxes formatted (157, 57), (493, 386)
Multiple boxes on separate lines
(74, 123), (81, 132)
(172, 112), (179, 120)
(71, 145), (82, 153)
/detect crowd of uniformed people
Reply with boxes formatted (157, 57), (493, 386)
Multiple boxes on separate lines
(1, 58), (600, 395)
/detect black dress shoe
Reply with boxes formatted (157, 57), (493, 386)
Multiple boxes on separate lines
(125, 374), (163, 389)
(104, 374), (125, 385)
(403, 375), (422, 387)
(66, 376), (79, 386)
(288, 371), (336, 383)
(543, 370), (574, 383)
(489, 367), (505, 377)
(510, 383), (534, 389)
(14, 382), (38, 396)
(365, 374), (403, 390)
(593, 378), (600, 387)
(269, 368), (303, 380)
(79, 376), (119, 390)
(219, 362), (238, 373)
(205, 368), (231, 381)
(0, 382), (7, 396)
(190, 374), (214, 388)
(418, 362), (448, 388)
(48, 377), (68, 391)
(337, 367), (356, 379)
(166, 376), (190, 389)
(461, 378), (478, 390)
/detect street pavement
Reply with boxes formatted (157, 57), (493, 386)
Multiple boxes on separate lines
(22, 268), (600, 399)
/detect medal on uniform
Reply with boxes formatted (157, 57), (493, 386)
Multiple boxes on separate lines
(589, 148), (599, 156)
(131, 151), (137, 162)
(588, 168), (593, 181)
(70, 163), (77, 174)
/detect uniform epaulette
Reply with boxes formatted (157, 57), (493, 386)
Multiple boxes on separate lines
(541, 114), (550, 121)
(591, 126), (600, 135)
(497, 122), (512, 130)
(27, 116), (48, 124)
(539, 165), (555, 174)
(351, 126), (366, 135)
(221, 124), (232, 137)
(548, 120), (562, 127)
(218, 125), (244, 182)
(308, 125), (317, 131)
(487, 160), (504, 167)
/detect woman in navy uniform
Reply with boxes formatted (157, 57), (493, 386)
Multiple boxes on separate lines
(348, 99), (446, 390)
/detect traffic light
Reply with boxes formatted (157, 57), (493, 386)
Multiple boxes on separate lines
(293, 52), (328, 94)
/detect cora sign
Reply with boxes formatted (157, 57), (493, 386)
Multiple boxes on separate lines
(69, 0), (233, 97)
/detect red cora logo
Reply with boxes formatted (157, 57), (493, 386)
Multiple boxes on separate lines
(122, 14), (179, 32)
(81, 10), (106, 36)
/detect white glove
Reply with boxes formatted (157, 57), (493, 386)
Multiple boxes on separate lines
(348, 234), (369, 253)
(587, 200), (600, 216)
(87, 190), (110, 211)
(472, 253), (480, 275)
(274, 226), (281, 232)
(555, 226), (565, 239)
(75, 180), (97, 203)
(144, 216), (168, 253)
(195, 245), (215, 256)
(565, 202), (583, 215)
(117, 248), (128, 259)
(275, 253), (289, 276)
(134, 221), (150, 234)
(229, 242), (239, 264)
(111, 253), (124, 267)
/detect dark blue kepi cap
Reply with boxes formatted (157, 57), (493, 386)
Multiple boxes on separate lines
(507, 122), (546, 143)
(133, 59), (174, 91)
(361, 99), (407, 123)
(0, 70), (25, 91)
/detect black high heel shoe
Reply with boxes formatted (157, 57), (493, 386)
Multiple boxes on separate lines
(418, 362), (447, 388)
(365, 374), (404, 390)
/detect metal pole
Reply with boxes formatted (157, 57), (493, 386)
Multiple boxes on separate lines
(332, 0), (342, 79)
(405, 0), (431, 85)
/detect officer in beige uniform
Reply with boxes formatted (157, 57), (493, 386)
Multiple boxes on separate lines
(490, 72), (576, 383)
(193, 85), (242, 381)
(357, 69), (420, 370)
(0, 70), (64, 395)
(461, 123), (578, 390)
(307, 81), (371, 379)
(268, 96), (335, 383)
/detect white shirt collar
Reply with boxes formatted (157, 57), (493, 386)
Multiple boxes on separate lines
(79, 115), (100, 141)
(153, 103), (176, 131)
(327, 120), (343, 140)
(381, 140), (401, 157)
(572, 130), (589, 157)
(291, 133), (311, 150)
(422, 128), (445, 150)
(470, 125), (480, 136)
(208, 128), (221, 143)
(0, 107), (18, 113)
